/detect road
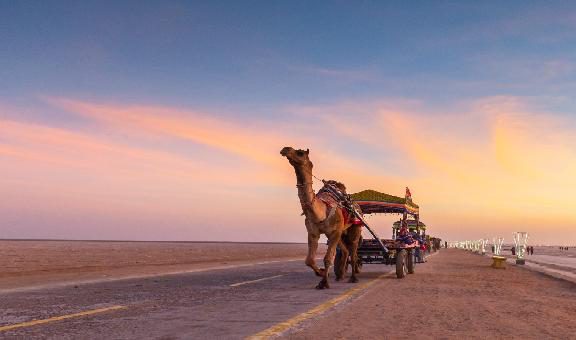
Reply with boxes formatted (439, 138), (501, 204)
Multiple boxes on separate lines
(0, 259), (393, 339)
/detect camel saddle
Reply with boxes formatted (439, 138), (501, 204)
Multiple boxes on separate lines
(317, 183), (362, 225)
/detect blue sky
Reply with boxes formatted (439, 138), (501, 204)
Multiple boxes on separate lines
(3, 1), (576, 113)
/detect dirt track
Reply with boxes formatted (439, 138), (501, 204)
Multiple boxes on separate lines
(284, 249), (576, 339)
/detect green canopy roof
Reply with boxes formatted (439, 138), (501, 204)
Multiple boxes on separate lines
(393, 220), (427, 230)
(350, 189), (419, 209)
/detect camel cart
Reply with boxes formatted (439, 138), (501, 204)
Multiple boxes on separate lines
(393, 219), (428, 263)
(346, 189), (422, 279)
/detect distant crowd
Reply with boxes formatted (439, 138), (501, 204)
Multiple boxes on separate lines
(509, 246), (534, 256)
(559, 246), (570, 251)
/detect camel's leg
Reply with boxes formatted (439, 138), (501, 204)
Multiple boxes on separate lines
(347, 225), (362, 283)
(305, 232), (322, 277)
(335, 238), (349, 281)
(317, 231), (341, 289)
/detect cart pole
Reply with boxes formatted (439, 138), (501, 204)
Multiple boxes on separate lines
(353, 211), (388, 253)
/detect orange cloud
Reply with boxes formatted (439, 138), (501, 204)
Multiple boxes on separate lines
(46, 97), (407, 191)
(0, 119), (208, 179)
(0, 116), (301, 222)
(48, 97), (291, 166)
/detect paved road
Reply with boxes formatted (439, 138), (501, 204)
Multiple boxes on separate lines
(0, 259), (393, 339)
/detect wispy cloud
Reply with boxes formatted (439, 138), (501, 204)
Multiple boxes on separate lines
(46, 97), (405, 189)
(0, 118), (209, 179)
(48, 97), (288, 166)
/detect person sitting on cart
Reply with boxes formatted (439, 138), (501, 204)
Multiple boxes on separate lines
(397, 220), (420, 258)
(398, 220), (409, 237)
(397, 221), (413, 243)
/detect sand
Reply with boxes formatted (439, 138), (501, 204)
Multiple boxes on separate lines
(0, 240), (315, 291)
(284, 249), (576, 339)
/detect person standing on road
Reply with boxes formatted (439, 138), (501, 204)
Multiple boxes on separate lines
(420, 242), (427, 262)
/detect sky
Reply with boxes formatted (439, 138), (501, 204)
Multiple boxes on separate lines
(1, 1), (576, 245)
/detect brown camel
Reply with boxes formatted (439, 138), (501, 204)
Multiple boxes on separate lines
(280, 146), (360, 288)
(335, 224), (362, 281)
(320, 181), (362, 283)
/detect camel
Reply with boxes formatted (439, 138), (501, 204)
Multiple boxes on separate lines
(335, 225), (362, 281)
(280, 146), (360, 288)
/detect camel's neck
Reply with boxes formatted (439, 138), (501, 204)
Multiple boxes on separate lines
(294, 164), (315, 205)
(293, 164), (326, 223)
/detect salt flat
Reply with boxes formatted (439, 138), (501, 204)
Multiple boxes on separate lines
(528, 255), (576, 269)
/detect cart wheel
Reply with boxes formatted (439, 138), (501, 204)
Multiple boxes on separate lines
(396, 249), (407, 278)
(407, 250), (415, 274)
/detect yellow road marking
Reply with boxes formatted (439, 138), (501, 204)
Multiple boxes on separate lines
(230, 274), (285, 287)
(246, 272), (393, 339)
(0, 305), (127, 332)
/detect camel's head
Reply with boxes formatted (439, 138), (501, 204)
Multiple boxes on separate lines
(280, 146), (312, 168)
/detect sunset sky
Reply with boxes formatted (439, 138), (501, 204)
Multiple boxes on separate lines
(2, 2), (576, 245)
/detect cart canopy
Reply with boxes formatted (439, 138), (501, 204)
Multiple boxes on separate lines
(392, 219), (426, 231)
(350, 189), (419, 215)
